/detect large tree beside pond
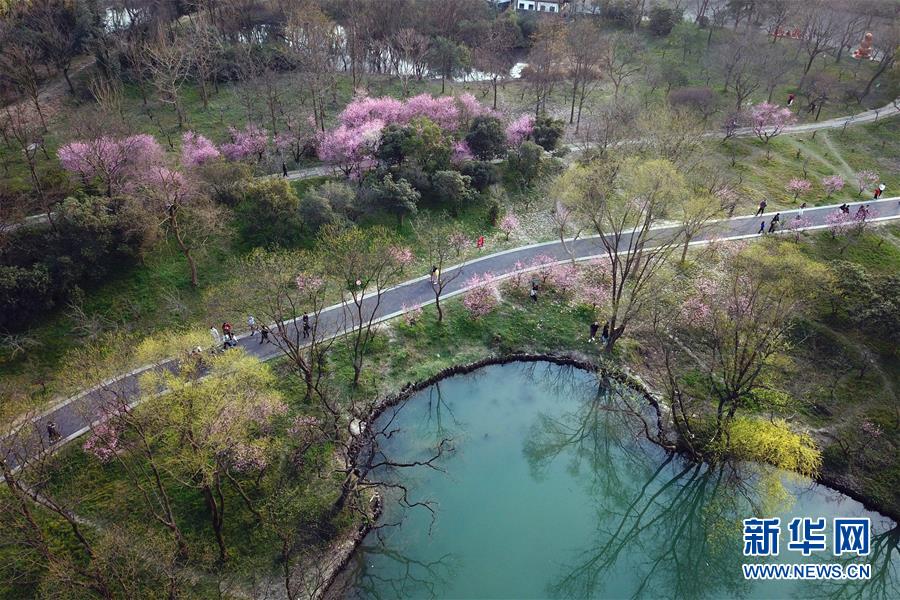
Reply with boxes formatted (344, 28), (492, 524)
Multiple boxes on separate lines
(650, 241), (829, 456)
(560, 158), (688, 352)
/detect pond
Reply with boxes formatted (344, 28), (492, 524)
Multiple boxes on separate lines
(333, 362), (899, 599)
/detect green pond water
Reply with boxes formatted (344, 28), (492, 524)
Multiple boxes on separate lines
(335, 362), (900, 599)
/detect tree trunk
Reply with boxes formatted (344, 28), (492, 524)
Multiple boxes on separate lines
(62, 67), (75, 95)
(569, 77), (578, 124)
(492, 76), (498, 110)
(202, 483), (227, 563)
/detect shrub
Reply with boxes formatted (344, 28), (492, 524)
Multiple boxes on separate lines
(648, 6), (681, 36)
(531, 116), (565, 152)
(236, 179), (303, 247)
(430, 170), (476, 216)
(0, 196), (151, 332)
(465, 115), (507, 160)
(461, 160), (500, 191)
(298, 193), (336, 234)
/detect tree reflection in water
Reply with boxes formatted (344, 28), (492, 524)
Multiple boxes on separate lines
(335, 363), (899, 600)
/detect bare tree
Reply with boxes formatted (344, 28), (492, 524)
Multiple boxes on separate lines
(415, 218), (465, 323)
(566, 20), (606, 132)
(392, 28), (430, 97)
(798, 1), (840, 78)
(474, 20), (517, 110)
(144, 33), (193, 129)
(524, 20), (567, 117)
(602, 33), (644, 100)
(318, 225), (407, 387)
(0, 35), (48, 130)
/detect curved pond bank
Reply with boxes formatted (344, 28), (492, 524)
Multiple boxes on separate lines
(329, 362), (899, 599)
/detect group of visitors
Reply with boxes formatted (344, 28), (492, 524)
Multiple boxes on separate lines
(758, 212), (781, 234)
(209, 316), (274, 351)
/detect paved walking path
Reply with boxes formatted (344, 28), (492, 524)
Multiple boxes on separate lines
(7, 102), (897, 231)
(4, 196), (900, 474)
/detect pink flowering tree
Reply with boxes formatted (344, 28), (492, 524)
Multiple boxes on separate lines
(499, 213), (520, 241)
(451, 140), (474, 165)
(448, 231), (471, 256)
(826, 210), (856, 238)
(389, 245), (414, 270)
(181, 131), (221, 168)
(506, 114), (534, 147)
(401, 94), (460, 130)
(786, 215), (813, 241)
(463, 273), (498, 318)
(58, 134), (165, 196)
(317, 119), (384, 178)
(576, 260), (612, 314)
(656, 244), (824, 454)
(220, 124), (269, 162)
(785, 178), (812, 201)
(338, 96), (404, 128)
(751, 102), (797, 143)
(855, 170), (879, 196)
(401, 303), (423, 326)
(821, 175), (845, 196)
(455, 92), (494, 129)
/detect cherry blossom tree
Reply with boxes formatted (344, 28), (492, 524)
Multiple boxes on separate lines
(506, 114), (535, 147)
(316, 119), (384, 178)
(786, 215), (813, 241)
(451, 140), (474, 164)
(855, 170), (879, 196)
(826, 210), (856, 237)
(449, 231), (471, 256)
(785, 178), (812, 201)
(58, 134), (165, 196)
(219, 124), (269, 162)
(181, 131), (220, 168)
(499, 213), (520, 241)
(416, 218), (467, 323)
(402, 303), (423, 326)
(318, 225), (408, 386)
(821, 175), (845, 196)
(750, 102), (796, 157)
(653, 243), (828, 453)
(400, 93), (459, 130)
(463, 273), (498, 318)
(338, 96), (404, 128)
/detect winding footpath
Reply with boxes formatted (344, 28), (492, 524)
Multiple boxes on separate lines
(5, 101), (898, 231)
(4, 196), (900, 474)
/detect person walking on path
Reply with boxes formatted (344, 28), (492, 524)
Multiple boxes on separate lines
(874, 183), (885, 199)
(247, 315), (257, 336)
(430, 265), (438, 285)
(840, 203), (850, 214)
(46, 421), (61, 444)
(758, 221), (766, 234)
(589, 321), (600, 342)
(302, 314), (311, 338)
(755, 200), (767, 217)
(768, 213), (781, 233)
(260, 324), (271, 344)
(797, 202), (807, 219)
(210, 326), (221, 348)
